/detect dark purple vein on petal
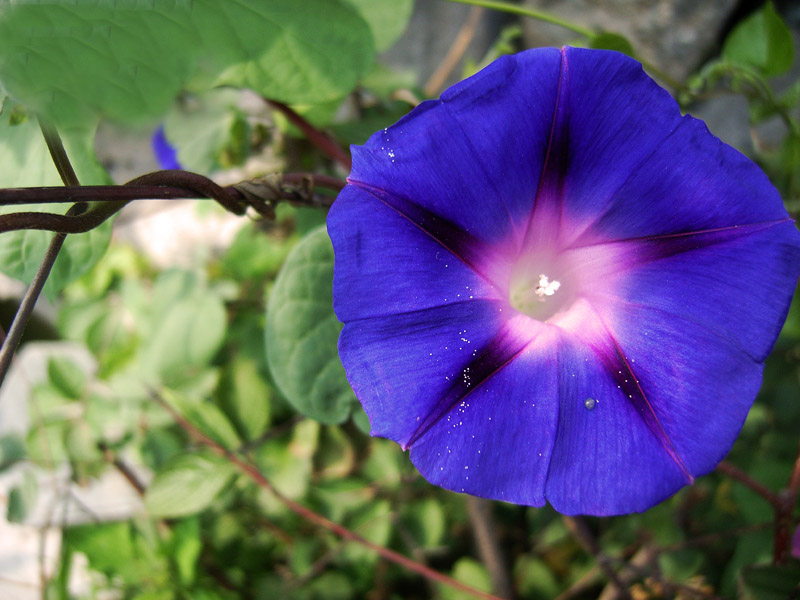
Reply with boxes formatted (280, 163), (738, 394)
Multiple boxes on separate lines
(566, 218), (795, 277)
(584, 302), (694, 484)
(348, 180), (506, 288)
(403, 321), (538, 450)
(521, 46), (568, 249)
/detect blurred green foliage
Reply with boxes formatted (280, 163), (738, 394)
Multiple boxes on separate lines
(0, 1), (798, 599)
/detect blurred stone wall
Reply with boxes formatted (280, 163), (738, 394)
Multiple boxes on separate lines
(521, 0), (739, 79)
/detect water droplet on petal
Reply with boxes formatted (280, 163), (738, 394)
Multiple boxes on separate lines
(584, 397), (597, 410)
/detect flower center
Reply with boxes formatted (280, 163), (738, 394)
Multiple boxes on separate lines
(508, 254), (575, 321)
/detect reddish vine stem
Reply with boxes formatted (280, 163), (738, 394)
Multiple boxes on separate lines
(153, 393), (505, 600)
(774, 443), (800, 564)
(716, 461), (781, 507)
(788, 442), (800, 501)
(717, 458), (800, 564)
(266, 99), (352, 171)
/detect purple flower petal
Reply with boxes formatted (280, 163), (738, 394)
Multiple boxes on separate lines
(567, 115), (793, 246)
(329, 46), (800, 515)
(348, 48), (562, 249)
(793, 525), (800, 560)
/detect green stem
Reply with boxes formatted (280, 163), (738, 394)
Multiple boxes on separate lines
(441, 0), (594, 38)
(37, 117), (80, 186)
(638, 58), (686, 93)
(441, 0), (689, 94)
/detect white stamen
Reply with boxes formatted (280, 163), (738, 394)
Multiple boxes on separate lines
(534, 273), (561, 300)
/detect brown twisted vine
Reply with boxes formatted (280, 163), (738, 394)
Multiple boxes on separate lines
(0, 171), (344, 234)
(0, 120), (345, 388)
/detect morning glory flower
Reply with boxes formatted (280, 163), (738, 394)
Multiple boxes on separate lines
(327, 47), (800, 516)
(152, 125), (182, 170)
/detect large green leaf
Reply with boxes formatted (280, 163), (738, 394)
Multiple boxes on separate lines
(0, 433), (26, 473)
(402, 498), (446, 549)
(136, 270), (227, 382)
(160, 388), (242, 450)
(738, 564), (800, 600)
(341, 499), (392, 565)
(265, 226), (357, 424)
(0, 0), (374, 129)
(217, 357), (272, 442)
(163, 89), (250, 174)
(589, 32), (635, 58)
(0, 114), (112, 298)
(441, 558), (492, 600)
(65, 521), (169, 585)
(145, 451), (236, 518)
(191, 0), (374, 105)
(47, 356), (88, 400)
(256, 419), (319, 501)
(344, 0), (414, 52)
(0, 4), (193, 127)
(723, 1), (794, 77)
(6, 469), (38, 523)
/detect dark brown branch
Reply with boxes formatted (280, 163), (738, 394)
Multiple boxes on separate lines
(0, 173), (344, 206)
(0, 202), (118, 234)
(0, 118), (85, 388)
(0, 172), (345, 234)
(0, 213), (74, 387)
(98, 441), (146, 497)
(126, 169), (245, 214)
(38, 117), (80, 186)
(266, 99), (352, 171)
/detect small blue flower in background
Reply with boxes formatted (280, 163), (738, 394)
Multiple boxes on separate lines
(151, 125), (182, 170)
(327, 47), (800, 516)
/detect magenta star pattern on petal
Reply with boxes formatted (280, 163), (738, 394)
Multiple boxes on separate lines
(327, 47), (800, 516)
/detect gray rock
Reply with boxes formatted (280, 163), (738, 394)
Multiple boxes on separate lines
(521, 0), (738, 81)
(380, 0), (510, 94)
